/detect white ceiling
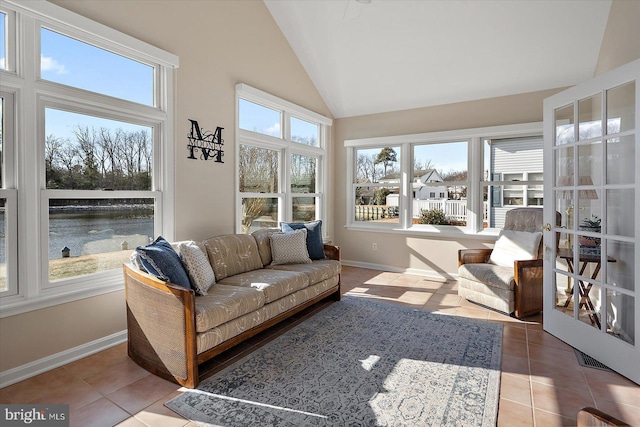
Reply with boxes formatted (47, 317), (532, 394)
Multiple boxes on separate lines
(265, 0), (612, 119)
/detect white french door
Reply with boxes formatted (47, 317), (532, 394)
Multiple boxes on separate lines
(543, 58), (639, 385)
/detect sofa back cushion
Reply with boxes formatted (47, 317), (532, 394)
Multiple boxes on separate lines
(251, 228), (281, 266)
(203, 234), (263, 280)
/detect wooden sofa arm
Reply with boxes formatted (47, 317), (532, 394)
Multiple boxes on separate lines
(513, 258), (543, 318)
(458, 248), (492, 266)
(323, 243), (341, 261)
(123, 263), (199, 388)
(577, 407), (630, 427)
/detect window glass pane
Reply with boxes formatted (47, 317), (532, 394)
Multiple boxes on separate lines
(40, 28), (153, 106)
(293, 196), (316, 222)
(239, 145), (278, 193)
(291, 154), (316, 193)
(238, 99), (281, 138)
(355, 146), (400, 183)
(354, 185), (399, 224)
(607, 81), (635, 135)
(503, 173), (524, 206)
(0, 13), (6, 70)
(45, 108), (153, 190)
(241, 197), (278, 233)
(291, 117), (319, 147)
(527, 172), (544, 206)
(0, 198), (5, 293)
(48, 198), (153, 281)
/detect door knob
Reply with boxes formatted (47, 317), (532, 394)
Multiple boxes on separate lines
(542, 223), (552, 232)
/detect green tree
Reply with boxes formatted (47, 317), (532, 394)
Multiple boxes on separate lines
(375, 147), (397, 176)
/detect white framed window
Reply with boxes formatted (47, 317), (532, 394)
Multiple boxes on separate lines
(0, 1), (178, 316)
(235, 84), (331, 234)
(345, 123), (543, 236)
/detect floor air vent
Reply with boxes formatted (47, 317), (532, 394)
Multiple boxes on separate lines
(574, 349), (613, 372)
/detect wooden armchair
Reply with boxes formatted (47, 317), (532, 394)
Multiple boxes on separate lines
(457, 208), (560, 318)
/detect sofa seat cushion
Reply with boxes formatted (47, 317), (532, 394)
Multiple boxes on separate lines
(217, 269), (309, 303)
(194, 284), (265, 333)
(269, 259), (341, 286)
(203, 234), (263, 280)
(458, 263), (515, 291)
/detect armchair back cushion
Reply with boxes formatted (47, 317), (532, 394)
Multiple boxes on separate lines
(489, 230), (542, 267)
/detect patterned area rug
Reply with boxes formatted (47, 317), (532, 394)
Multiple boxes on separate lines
(166, 296), (502, 426)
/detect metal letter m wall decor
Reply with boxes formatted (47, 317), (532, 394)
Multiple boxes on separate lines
(187, 119), (224, 163)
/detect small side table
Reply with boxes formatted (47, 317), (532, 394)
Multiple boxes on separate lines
(557, 248), (616, 330)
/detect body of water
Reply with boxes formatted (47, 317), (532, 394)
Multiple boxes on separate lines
(0, 209), (155, 261)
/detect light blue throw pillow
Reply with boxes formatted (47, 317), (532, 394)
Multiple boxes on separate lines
(136, 236), (192, 289)
(281, 220), (325, 260)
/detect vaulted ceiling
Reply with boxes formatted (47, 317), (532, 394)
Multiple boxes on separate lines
(265, 0), (612, 118)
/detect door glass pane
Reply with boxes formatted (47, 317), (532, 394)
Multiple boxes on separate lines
(291, 117), (319, 147)
(554, 268), (573, 319)
(555, 146), (574, 186)
(607, 81), (635, 135)
(239, 145), (278, 193)
(606, 189), (634, 238)
(555, 190), (575, 233)
(607, 136), (635, 185)
(241, 197), (278, 233)
(577, 188), (601, 245)
(607, 291), (634, 345)
(606, 240), (634, 292)
(578, 94), (602, 140)
(293, 196), (316, 222)
(49, 198), (154, 281)
(0, 198), (5, 293)
(291, 154), (316, 193)
(577, 141), (603, 186)
(239, 99), (282, 138)
(555, 103), (575, 145)
(578, 281), (602, 331)
(41, 28), (154, 106)
(45, 108), (153, 190)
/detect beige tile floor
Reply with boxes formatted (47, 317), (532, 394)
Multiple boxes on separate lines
(1, 265), (639, 426)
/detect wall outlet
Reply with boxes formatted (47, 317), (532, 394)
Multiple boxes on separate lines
(372, 242), (377, 251)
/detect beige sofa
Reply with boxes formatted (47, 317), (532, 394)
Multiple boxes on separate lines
(123, 229), (341, 388)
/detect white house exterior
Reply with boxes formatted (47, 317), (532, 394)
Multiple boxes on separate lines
(487, 136), (544, 228)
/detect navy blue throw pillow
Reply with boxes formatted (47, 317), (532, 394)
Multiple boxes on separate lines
(281, 220), (325, 260)
(136, 236), (192, 289)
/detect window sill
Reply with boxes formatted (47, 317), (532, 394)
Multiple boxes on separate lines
(345, 224), (501, 240)
(0, 277), (124, 318)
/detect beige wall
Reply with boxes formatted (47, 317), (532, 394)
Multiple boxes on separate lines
(333, 88), (563, 276)
(0, 0), (332, 373)
(595, 0), (640, 76)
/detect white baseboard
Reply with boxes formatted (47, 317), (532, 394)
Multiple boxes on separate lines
(341, 259), (458, 282)
(0, 330), (127, 388)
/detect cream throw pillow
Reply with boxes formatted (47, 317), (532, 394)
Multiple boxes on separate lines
(488, 230), (542, 267)
(178, 241), (216, 295)
(270, 229), (312, 265)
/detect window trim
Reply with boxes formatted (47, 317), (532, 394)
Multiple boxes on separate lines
(0, 0), (178, 318)
(235, 84), (332, 235)
(345, 122), (543, 238)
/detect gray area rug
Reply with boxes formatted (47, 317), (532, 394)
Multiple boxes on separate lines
(166, 296), (502, 426)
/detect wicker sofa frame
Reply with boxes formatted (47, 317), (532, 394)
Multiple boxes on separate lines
(124, 243), (341, 388)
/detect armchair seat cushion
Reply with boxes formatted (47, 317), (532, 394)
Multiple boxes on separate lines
(458, 263), (515, 291)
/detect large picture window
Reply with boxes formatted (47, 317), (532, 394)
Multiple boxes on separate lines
(0, 1), (178, 316)
(345, 123), (543, 234)
(236, 84), (331, 235)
